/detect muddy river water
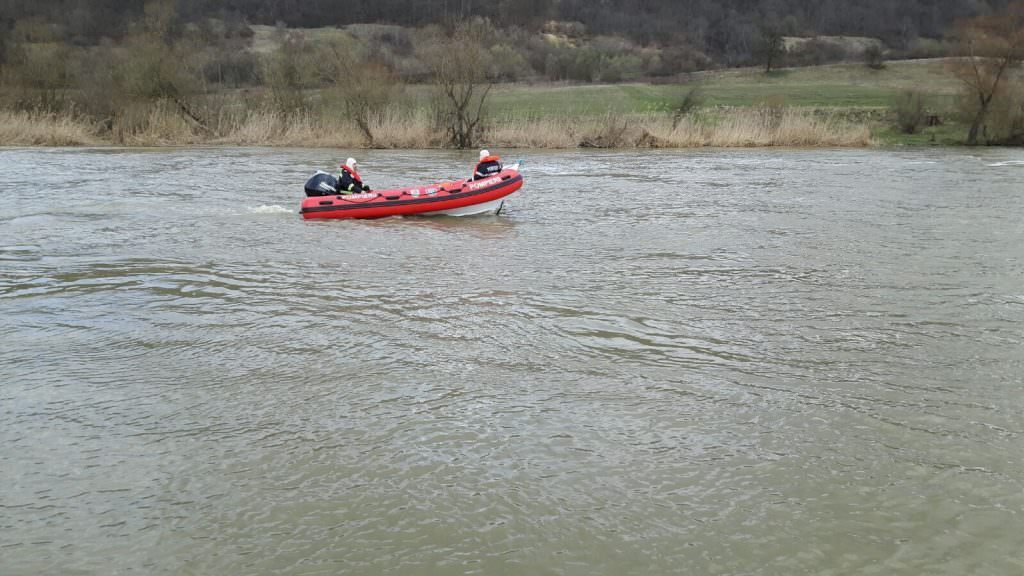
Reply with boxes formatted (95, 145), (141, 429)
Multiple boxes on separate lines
(2, 147), (1023, 574)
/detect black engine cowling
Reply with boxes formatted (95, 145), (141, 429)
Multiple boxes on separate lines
(304, 171), (340, 197)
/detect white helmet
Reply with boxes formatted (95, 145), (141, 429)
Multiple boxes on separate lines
(345, 157), (357, 170)
(479, 150), (490, 160)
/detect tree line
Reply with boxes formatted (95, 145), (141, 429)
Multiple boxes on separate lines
(0, 0), (1014, 61)
(2, 0), (1022, 146)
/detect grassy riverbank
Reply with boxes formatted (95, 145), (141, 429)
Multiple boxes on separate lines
(0, 60), (963, 148)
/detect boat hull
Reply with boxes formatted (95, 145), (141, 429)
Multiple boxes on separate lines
(422, 197), (506, 216)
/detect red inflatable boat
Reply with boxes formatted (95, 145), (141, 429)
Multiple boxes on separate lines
(300, 164), (523, 220)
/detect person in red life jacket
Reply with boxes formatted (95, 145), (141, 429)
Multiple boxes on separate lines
(473, 149), (502, 180)
(338, 157), (371, 194)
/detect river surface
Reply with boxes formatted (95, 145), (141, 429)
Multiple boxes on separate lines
(2, 147), (1023, 575)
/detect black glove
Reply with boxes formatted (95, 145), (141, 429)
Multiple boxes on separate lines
(363, 185), (372, 191)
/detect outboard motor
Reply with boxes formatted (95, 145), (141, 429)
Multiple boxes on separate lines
(304, 170), (340, 197)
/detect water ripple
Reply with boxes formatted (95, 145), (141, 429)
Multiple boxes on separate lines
(2, 148), (1024, 575)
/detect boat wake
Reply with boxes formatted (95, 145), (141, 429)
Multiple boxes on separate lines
(248, 205), (293, 214)
(986, 160), (1024, 167)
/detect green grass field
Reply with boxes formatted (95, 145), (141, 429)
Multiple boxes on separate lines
(483, 60), (961, 117)
(471, 59), (969, 145)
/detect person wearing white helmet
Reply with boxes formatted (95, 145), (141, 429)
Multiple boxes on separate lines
(473, 149), (502, 180)
(338, 157), (371, 194)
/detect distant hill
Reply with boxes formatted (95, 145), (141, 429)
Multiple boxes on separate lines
(0, 0), (1011, 66)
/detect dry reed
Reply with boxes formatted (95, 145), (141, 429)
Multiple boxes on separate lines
(0, 105), (871, 148)
(212, 110), (362, 147)
(365, 108), (442, 149)
(488, 109), (871, 148)
(0, 110), (98, 146)
(112, 101), (201, 146)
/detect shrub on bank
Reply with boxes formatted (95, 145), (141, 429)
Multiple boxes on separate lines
(893, 90), (927, 134)
(864, 44), (886, 69)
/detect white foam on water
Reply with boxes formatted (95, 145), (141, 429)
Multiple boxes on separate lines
(248, 205), (293, 214)
(986, 160), (1024, 167)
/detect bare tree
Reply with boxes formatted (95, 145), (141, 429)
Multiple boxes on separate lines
(265, 28), (311, 115)
(1, 19), (73, 111)
(83, 1), (209, 131)
(755, 21), (785, 73)
(422, 23), (495, 149)
(318, 39), (402, 147)
(949, 2), (1024, 145)
(672, 86), (704, 129)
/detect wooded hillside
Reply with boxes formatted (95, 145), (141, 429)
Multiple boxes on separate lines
(0, 0), (1011, 64)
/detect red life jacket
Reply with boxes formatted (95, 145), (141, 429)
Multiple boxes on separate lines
(341, 165), (363, 183)
(474, 155), (501, 175)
